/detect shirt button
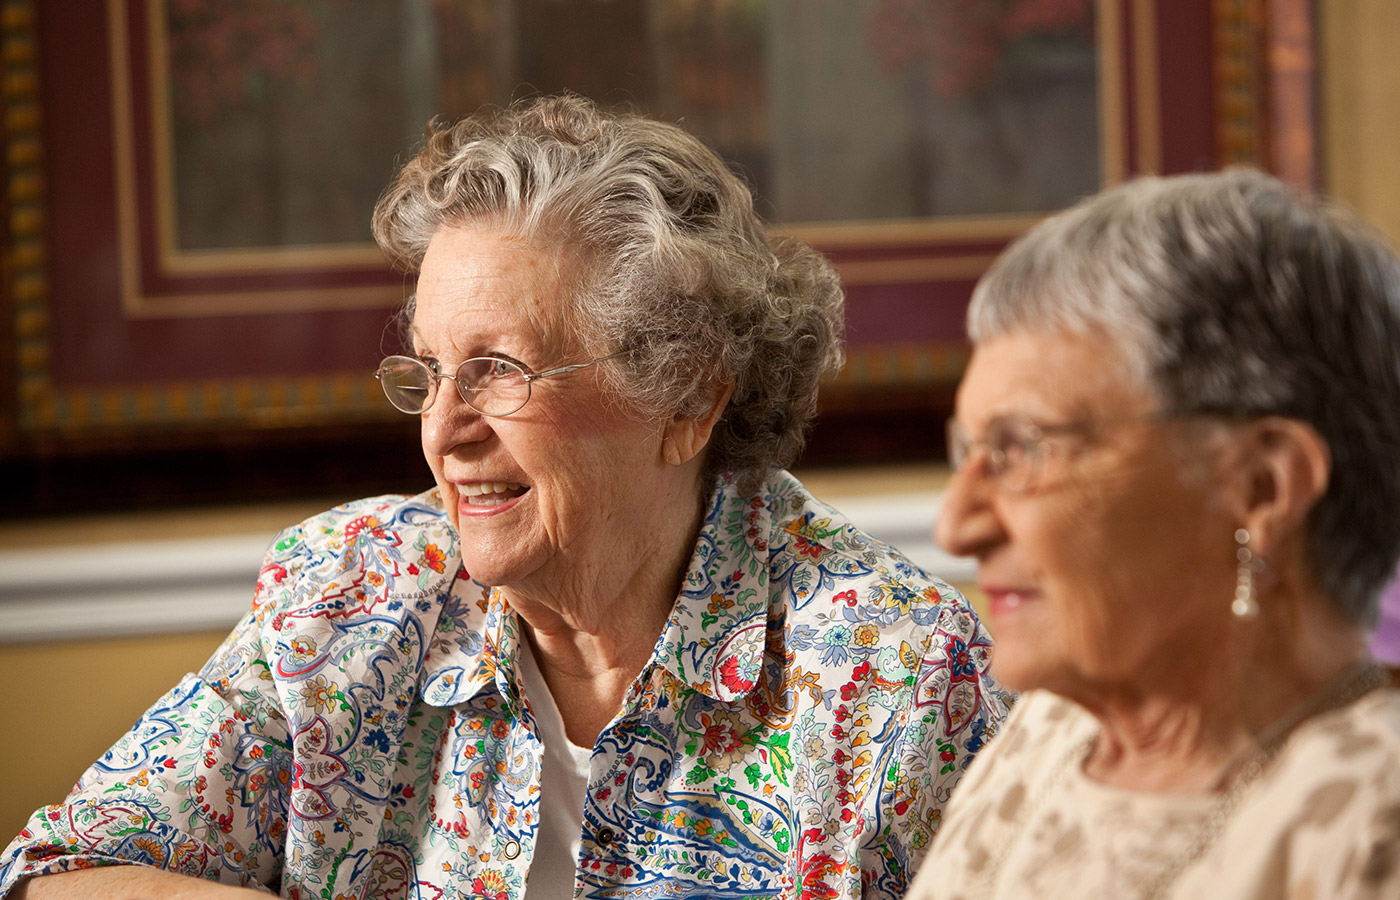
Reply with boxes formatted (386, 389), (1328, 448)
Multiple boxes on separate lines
(502, 839), (520, 859)
(595, 826), (616, 846)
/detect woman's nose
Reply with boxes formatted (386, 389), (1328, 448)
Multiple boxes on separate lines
(420, 388), (492, 457)
(935, 460), (1007, 559)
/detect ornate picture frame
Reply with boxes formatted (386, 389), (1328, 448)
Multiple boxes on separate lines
(1, 0), (1287, 508)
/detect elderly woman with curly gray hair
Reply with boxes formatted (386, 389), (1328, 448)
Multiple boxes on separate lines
(1, 95), (1006, 900)
(906, 169), (1400, 900)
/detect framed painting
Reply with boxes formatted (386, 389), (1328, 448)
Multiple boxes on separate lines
(1, 0), (1275, 509)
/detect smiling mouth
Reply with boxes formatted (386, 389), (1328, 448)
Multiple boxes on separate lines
(985, 588), (1038, 614)
(459, 482), (528, 507)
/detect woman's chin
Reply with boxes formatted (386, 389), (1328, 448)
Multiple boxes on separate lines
(453, 531), (542, 590)
(455, 557), (522, 589)
(984, 602), (1061, 691)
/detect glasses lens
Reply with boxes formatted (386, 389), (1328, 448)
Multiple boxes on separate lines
(455, 357), (530, 416)
(946, 420), (970, 471)
(986, 417), (1041, 492)
(377, 356), (434, 413)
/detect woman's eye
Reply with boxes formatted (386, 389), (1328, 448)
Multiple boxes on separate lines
(998, 440), (1030, 468)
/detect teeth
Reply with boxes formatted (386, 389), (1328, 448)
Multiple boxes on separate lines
(458, 481), (525, 497)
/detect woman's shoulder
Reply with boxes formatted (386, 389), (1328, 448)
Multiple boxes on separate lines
(761, 470), (962, 592)
(759, 471), (990, 648)
(252, 488), (462, 626)
(1281, 686), (1400, 786)
(1282, 686), (1400, 773)
(947, 691), (1092, 790)
(270, 489), (453, 555)
(1183, 687), (1400, 899)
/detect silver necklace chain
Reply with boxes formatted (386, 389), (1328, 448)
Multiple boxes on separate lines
(974, 660), (1389, 900)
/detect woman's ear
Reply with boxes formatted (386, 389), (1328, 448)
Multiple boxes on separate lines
(662, 380), (736, 467)
(1235, 417), (1331, 557)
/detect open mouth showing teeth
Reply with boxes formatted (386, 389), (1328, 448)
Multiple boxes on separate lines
(459, 482), (528, 506)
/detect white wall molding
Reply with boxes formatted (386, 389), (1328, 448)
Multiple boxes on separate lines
(0, 535), (272, 643)
(0, 492), (974, 644)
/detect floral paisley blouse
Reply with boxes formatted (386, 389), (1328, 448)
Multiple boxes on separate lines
(1, 470), (1008, 900)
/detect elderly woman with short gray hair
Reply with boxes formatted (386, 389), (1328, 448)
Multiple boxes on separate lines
(1, 95), (1005, 900)
(907, 168), (1400, 900)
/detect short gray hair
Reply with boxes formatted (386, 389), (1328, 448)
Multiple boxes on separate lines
(372, 94), (844, 493)
(969, 168), (1400, 626)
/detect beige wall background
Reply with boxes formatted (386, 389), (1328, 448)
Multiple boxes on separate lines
(1320, 1), (1400, 248)
(0, 631), (231, 839)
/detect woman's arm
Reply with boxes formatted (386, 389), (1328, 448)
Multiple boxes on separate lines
(0, 550), (298, 895)
(3, 496), (457, 899)
(10, 866), (268, 899)
(0, 656), (294, 893)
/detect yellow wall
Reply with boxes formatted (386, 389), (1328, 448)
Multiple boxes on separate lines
(0, 630), (229, 839)
(1320, 0), (1400, 247)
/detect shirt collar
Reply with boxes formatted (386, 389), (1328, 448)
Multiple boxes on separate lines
(419, 578), (524, 709)
(652, 473), (775, 703)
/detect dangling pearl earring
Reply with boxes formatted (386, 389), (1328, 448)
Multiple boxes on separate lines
(1233, 527), (1260, 619)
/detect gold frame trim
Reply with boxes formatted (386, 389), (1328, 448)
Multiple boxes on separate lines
(1212, 0), (1263, 166)
(6, 0), (53, 431)
(142, 3), (390, 278)
(834, 254), (1002, 286)
(1099, 0), (1127, 184)
(1132, 0), (1163, 173)
(830, 342), (973, 389)
(5, 1), (396, 434)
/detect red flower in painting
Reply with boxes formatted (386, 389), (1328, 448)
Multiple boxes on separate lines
(168, 0), (320, 123)
(867, 0), (1092, 98)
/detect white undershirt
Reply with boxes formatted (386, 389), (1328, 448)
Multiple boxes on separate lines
(518, 642), (593, 900)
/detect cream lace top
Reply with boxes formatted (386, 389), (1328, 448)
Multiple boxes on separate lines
(907, 687), (1400, 900)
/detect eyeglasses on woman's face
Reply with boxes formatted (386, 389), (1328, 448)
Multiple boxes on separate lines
(375, 352), (620, 417)
(946, 412), (1168, 493)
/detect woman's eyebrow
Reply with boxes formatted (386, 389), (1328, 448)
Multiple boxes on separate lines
(479, 349), (534, 372)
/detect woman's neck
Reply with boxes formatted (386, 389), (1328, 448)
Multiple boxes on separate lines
(503, 472), (710, 746)
(1075, 585), (1370, 793)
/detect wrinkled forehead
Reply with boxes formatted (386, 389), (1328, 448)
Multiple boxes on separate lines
(956, 329), (1156, 426)
(410, 226), (583, 356)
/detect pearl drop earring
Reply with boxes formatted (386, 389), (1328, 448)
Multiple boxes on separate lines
(1233, 527), (1260, 619)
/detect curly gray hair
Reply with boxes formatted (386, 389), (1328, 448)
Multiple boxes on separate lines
(371, 94), (844, 493)
(968, 168), (1400, 626)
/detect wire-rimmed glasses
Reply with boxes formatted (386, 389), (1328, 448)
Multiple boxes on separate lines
(375, 352), (621, 417)
(946, 412), (1168, 492)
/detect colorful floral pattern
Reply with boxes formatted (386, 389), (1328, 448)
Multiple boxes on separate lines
(1, 471), (1009, 899)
